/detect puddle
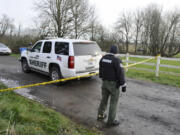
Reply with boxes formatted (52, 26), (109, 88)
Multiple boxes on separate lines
(0, 77), (42, 102)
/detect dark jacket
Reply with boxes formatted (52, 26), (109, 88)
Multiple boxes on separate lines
(99, 54), (126, 87)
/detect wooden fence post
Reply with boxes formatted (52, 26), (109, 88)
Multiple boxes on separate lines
(126, 53), (129, 72)
(156, 55), (161, 77)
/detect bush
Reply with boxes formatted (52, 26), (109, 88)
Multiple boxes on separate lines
(0, 35), (40, 53)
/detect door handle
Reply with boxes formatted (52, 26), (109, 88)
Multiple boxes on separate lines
(46, 56), (51, 59)
(35, 55), (39, 59)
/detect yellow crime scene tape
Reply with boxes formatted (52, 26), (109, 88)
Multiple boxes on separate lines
(0, 55), (159, 93)
(123, 57), (154, 68)
(0, 73), (98, 93)
(123, 54), (160, 69)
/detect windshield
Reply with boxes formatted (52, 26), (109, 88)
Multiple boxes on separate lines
(73, 42), (102, 56)
(0, 43), (7, 48)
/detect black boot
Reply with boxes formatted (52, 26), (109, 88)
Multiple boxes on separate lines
(106, 120), (120, 127)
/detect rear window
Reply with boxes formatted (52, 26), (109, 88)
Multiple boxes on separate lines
(55, 42), (69, 55)
(73, 42), (102, 56)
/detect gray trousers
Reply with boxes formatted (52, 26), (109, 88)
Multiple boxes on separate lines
(98, 80), (120, 124)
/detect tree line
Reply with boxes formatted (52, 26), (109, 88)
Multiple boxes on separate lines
(0, 1), (180, 57)
(115, 4), (180, 57)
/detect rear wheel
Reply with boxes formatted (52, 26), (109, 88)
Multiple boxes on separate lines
(21, 59), (31, 73)
(50, 66), (63, 82)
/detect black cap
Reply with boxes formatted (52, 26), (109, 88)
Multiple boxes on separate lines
(110, 45), (118, 54)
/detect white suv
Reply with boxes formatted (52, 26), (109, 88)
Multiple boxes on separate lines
(20, 38), (102, 81)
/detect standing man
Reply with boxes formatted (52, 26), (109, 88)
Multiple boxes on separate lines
(97, 45), (126, 127)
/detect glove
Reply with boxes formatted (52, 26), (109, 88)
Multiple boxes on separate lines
(116, 82), (120, 89)
(122, 86), (126, 92)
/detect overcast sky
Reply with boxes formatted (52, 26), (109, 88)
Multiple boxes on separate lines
(0, 0), (180, 28)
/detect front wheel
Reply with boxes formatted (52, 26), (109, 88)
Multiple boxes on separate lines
(21, 59), (31, 73)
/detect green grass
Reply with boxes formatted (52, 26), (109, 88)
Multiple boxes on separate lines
(119, 56), (180, 88)
(120, 56), (180, 74)
(126, 69), (180, 88)
(173, 53), (180, 58)
(0, 82), (101, 135)
(128, 63), (180, 74)
(120, 56), (180, 71)
(10, 54), (20, 58)
(128, 57), (180, 66)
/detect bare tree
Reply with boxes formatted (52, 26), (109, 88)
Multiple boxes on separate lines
(18, 24), (22, 37)
(9, 23), (15, 38)
(69, 0), (93, 39)
(114, 4), (180, 57)
(141, 4), (180, 56)
(88, 7), (100, 41)
(0, 15), (14, 37)
(149, 5), (162, 55)
(33, 18), (54, 39)
(92, 25), (111, 51)
(134, 9), (143, 54)
(160, 11), (180, 56)
(116, 12), (132, 53)
(140, 5), (153, 54)
(35, 0), (73, 37)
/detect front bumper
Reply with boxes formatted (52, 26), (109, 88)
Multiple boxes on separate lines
(0, 52), (11, 55)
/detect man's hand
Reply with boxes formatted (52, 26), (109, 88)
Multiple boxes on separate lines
(122, 86), (126, 92)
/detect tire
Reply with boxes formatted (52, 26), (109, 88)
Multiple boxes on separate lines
(86, 76), (92, 80)
(50, 66), (63, 81)
(21, 59), (31, 73)
(82, 76), (92, 80)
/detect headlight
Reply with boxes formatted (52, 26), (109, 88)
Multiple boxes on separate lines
(6, 48), (11, 53)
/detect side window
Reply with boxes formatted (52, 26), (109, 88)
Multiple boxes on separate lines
(43, 42), (52, 53)
(31, 42), (42, 53)
(55, 42), (69, 55)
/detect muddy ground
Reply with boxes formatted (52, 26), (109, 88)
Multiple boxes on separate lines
(0, 55), (180, 135)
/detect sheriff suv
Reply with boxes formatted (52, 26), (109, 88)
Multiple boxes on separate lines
(20, 38), (102, 81)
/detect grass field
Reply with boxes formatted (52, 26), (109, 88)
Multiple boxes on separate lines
(173, 53), (180, 58)
(129, 57), (180, 66)
(0, 82), (101, 135)
(10, 53), (20, 58)
(120, 56), (180, 88)
(126, 69), (180, 88)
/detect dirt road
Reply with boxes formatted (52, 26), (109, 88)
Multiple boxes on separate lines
(0, 55), (180, 135)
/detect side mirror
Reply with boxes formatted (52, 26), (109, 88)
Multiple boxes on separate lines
(34, 49), (39, 53)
